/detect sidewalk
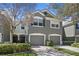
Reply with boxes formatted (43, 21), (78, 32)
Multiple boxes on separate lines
(57, 46), (79, 52)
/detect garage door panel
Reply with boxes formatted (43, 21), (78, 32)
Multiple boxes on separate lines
(30, 36), (44, 46)
(50, 36), (60, 45)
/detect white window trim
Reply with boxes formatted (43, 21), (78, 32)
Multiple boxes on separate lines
(29, 33), (46, 45)
(32, 25), (44, 27)
(48, 34), (62, 45)
(0, 33), (2, 42)
(34, 16), (43, 19)
(32, 16), (44, 27)
(76, 23), (79, 29)
(50, 20), (60, 29)
(75, 35), (79, 37)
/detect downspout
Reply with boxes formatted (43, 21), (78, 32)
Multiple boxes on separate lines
(74, 21), (76, 43)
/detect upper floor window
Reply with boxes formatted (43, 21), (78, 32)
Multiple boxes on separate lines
(21, 24), (25, 29)
(76, 23), (79, 29)
(43, 12), (48, 16)
(50, 21), (60, 29)
(31, 16), (45, 27)
(21, 26), (24, 29)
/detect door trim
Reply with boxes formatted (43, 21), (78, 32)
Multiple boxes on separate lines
(48, 34), (62, 45)
(29, 33), (46, 45)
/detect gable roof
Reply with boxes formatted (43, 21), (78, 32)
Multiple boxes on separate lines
(63, 20), (74, 27)
(32, 9), (55, 18)
(32, 11), (45, 16)
(41, 9), (55, 18)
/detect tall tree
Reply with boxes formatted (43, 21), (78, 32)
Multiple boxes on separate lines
(49, 3), (79, 43)
(62, 4), (79, 43)
(48, 3), (64, 20)
(0, 3), (37, 42)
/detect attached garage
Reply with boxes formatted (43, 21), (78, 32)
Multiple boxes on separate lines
(29, 33), (46, 46)
(48, 34), (62, 45)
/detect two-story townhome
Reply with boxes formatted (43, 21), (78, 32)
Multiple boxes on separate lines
(0, 9), (63, 46)
(28, 10), (63, 46)
(13, 9), (63, 46)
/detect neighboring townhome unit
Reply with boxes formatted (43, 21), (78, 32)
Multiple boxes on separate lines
(28, 10), (63, 46)
(63, 19), (79, 45)
(13, 20), (28, 43)
(0, 10), (11, 42)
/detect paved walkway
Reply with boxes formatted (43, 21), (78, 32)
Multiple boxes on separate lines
(57, 46), (79, 52)
(32, 46), (69, 56)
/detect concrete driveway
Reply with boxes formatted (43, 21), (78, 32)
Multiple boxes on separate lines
(32, 46), (68, 56)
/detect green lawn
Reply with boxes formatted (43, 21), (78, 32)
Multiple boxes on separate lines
(2, 50), (37, 56)
(7, 52), (37, 56)
(55, 48), (79, 56)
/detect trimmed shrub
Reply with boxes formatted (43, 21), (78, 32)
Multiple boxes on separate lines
(0, 44), (14, 54)
(47, 40), (54, 46)
(0, 43), (31, 55)
(63, 41), (74, 45)
(71, 43), (79, 48)
(63, 37), (75, 41)
(63, 37), (75, 45)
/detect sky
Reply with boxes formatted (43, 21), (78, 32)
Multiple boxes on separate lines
(0, 3), (63, 20)
(0, 3), (49, 11)
(0, 3), (57, 15)
(36, 3), (49, 10)
(36, 3), (57, 15)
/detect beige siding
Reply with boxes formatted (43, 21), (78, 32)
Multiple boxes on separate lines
(64, 25), (75, 37)
(0, 13), (10, 42)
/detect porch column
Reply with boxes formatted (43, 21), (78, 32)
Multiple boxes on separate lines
(18, 34), (20, 42)
(25, 35), (27, 43)
(0, 33), (2, 42)
(10, 31), (12, 43)
(60, 36), (63, 45)
(10, 25), (13, 43)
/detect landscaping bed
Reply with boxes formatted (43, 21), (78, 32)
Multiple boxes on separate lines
(0, 43), (36, 56)
(55, 48), (79, 56)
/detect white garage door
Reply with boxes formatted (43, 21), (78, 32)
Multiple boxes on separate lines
(50, 36), (60, 45)
(49, 34), (62, 45)
(29, 33), (45, 46)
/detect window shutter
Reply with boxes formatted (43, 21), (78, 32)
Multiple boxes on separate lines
(43, 18), (45, 26)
